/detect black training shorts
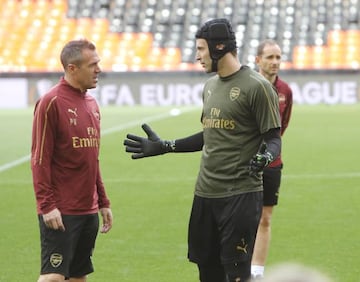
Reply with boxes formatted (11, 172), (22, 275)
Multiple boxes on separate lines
(263, 165), (282, 206)
(188, 192), (262, 266)
(38, 213), (99, 278)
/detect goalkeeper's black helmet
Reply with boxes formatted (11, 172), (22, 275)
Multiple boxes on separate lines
(195, 18), (237, 72)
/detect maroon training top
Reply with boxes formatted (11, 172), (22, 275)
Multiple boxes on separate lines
(269, 76), (293, 168)
(31, 77), (110, 215)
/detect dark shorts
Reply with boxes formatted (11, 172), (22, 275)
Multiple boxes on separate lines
(263, 165), (282, 206)
(38, 213), (99, 278)
(188, 192), (262, 266)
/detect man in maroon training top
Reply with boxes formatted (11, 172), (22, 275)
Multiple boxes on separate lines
(251, 39), (293, 279)
(31, 39), (113, 282)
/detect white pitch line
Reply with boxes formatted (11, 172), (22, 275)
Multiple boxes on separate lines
(0, 107), (199, 173)
(0, 155), (31, 173)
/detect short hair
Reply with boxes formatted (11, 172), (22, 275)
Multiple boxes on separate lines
(60, 39), (96, 69)
(256, 39), (279, 56)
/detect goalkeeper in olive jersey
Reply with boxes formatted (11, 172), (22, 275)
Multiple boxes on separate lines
(124, 19), (281, 282)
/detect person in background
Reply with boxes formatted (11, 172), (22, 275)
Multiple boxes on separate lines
(31, 39), (113, 282)
(251, 39), (293, 279)
(123, 18), (281, 282)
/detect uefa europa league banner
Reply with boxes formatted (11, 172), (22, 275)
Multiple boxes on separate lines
(1, 71), (359, 108)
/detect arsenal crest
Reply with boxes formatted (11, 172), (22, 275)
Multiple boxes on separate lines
(50, 253), (63, 268)
(229, 87), (240, 101)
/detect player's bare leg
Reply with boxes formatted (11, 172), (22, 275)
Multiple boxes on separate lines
(38, 273), (65, 282)
(69, 276), (87, 282)
(251, 206), (274, 278)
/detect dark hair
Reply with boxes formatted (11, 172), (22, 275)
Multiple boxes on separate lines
(256, 39), (279, 56)
(60, 39), (96, 69)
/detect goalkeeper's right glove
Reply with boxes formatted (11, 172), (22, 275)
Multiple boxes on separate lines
(249, 143), (274, 175)
(123, 124), (175, 159)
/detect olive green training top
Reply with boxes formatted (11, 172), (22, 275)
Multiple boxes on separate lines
(195, 66), (280, 198)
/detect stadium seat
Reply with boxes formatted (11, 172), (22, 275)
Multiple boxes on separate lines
(311, 45), (327, 69)
(327, 45), (346, 69)
(344, 30), (360, 68)
(327, 30), (346, 46)
(144, 47), (164, 70)
(1, 0), (360, 71)
(161, 47), (182, 70)
(99, 33), (122, 71)
(292, 46), (312, 69)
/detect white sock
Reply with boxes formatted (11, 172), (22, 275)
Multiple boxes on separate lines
(251, 265), (265, 277)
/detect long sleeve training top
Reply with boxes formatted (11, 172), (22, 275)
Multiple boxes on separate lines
(31, 77), (110, 215)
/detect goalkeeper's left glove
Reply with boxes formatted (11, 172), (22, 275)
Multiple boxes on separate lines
(249, 143), (274, 175)
(123, 123), (175, 159)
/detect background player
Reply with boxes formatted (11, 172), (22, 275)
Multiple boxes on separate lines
(251, 39), (293, 279)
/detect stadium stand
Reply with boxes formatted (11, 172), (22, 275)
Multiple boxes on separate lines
(0, 0), (359, 72)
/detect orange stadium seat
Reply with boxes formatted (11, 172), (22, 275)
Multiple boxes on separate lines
(327, 45), (346, 69)
(145, 47), (164, 70)
(344, 30), (360, 68)
(99, 33), (122, 71)
(292, 46), (313, 69)
(327, 30), (346, 47)
(311, 45), (327, 69)
(74, 18), (93, 40)
(326, 30), (346, 69)
(1, 0), (360, 71)
(161, 47), (182, 70)
(58, 19), (77, 43)
(52, 0), (67, 13)
(134, 32), (153, 59)
(90, 18), (110, 48)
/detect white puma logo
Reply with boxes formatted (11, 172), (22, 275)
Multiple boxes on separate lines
(68, 108), (78, 117)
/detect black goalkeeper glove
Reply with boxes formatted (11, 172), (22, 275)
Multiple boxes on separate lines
(249, 143), (274, 175)
(123, 124), (175, 159)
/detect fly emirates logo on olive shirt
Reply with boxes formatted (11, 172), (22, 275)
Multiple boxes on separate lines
(202, 107), (236, 130)
(201, 86), (241, 130)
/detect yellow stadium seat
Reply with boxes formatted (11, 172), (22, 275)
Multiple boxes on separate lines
(344, 30), (360, 68)
(327, 30), (346, 46)
(161, 47), (182, 70)
(134, 32), (153, 60)
(327, 45), (346, 69)
(74, 18), (93, 40)
(144, 47), (164, 70)
(292, 46), (312, 69)
(311, 45), (327, 69)
(52, 0), (68, 13)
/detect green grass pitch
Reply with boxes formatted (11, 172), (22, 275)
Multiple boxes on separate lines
(0, 104), (359, 281)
